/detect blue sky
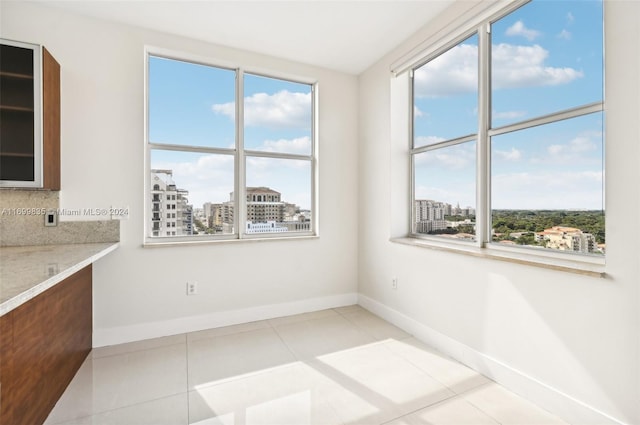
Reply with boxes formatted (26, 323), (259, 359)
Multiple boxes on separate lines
(414, 0), (604, 211)
(149, 58), (312, 209)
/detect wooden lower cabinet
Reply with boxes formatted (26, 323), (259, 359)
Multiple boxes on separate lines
(0, 265), (92, 425)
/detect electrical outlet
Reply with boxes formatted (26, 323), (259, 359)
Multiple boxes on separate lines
(186, 281), (198, 295)
(44, 210), (57, 227)
(392, 277), (398, 290)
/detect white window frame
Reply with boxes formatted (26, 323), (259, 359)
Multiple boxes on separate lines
(143, 47), (318, 246)
(392, 0), (606, 274)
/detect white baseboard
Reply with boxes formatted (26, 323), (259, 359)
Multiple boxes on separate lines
(357, 294), (626, 425)
(93, 292), (358, 348)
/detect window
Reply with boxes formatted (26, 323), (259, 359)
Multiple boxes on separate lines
(410, 0), (604, 258)
(412, 33), (478, 242)
(145, 50), (316, 243)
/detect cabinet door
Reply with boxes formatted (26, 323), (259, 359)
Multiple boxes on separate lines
(0, 40), (42, 187)
(0, 39), (60, 189)
(0, 311), (15, 424)
(0, 265), (92, 425)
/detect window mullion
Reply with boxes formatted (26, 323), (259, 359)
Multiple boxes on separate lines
(476, 23), (491, 248)
(409, 70), (416, 234)
(311, 84), (318, 235)
(236, 68), (246, 239)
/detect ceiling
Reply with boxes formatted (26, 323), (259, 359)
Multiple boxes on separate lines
(34, 0), (454, 75)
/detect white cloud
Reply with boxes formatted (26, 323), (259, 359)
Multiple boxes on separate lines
(213, 90), (311, 129)
(492, 44), (583, 89)
(567, 12), (575, 24)
(246, 157), (311, 208)
(432, 152), (470, 169)
(558, 29), (572, 40)
(161, 154), (233, 180)
(153, 154), (234, 207)
(414, 43), (582, 98)
(506, 20), (541, 41)
(493, 110), (527, 120)
(414, 44), (477, 97)
(153, 150), (312, 210)
(414, 184), (475, 207)
(570, 136), (598, 152)
(414, 105), (424, 118)
(415, 135), (446, 147)
(211, 102), (234, 119)
(247, 156), (310, 173)
(492, 170), (603, 209)
(548, 145), (564, 155)
(494, 147), (522, 161)
(415, 143), (475, 170)
(260, 136), (311, 155)
(548, 135), (598, 157)
(414, 143), (476, 205)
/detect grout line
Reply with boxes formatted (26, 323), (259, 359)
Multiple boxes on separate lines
(48, 392), (189, 425)
(376, 337), (492, 400)
(267, 309), (342, 328)
(462, 383), (570, 425)
(465, 398), (503, 425)
(377, 389), (464, 425)
(185, 320), (272, 343)
(91, 339), (187, 360)
(269, 316), (304, 361)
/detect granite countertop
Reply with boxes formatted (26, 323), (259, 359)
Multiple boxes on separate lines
(0, 242), (118, 316)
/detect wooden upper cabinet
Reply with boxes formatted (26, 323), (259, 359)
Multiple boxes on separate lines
(0, 39), (60, 189)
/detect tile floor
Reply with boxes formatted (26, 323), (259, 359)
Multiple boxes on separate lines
(45, 305), (567, 425)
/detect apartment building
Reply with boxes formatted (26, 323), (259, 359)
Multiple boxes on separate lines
(150, 169), (193, 237)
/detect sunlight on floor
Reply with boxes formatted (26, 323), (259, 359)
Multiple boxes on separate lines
(45, 306), (566, 425)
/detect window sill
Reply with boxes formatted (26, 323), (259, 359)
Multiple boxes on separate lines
(390, 237), (606, 278)
(143, 233), (318, 248)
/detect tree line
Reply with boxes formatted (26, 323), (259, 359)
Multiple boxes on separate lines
(425, 210), (605, 245)
(491, 210), (605, 243)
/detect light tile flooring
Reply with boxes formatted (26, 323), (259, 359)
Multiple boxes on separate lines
(45, 305), (567, 425)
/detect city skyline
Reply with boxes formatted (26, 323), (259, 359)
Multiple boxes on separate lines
(150, 167), (309, 237)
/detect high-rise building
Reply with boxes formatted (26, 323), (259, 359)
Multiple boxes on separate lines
(203, 202), (214, 223)
(246, 187), (286, 222)
(218, 187), (310, 233)
(177, 188), (193, 235)
(150, 169), (193, 237)
(415, 199), (447, 221)
(414, 199), (448, 233)
(537, 226), (598, 254)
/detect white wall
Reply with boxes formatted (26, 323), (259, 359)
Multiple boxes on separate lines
(0, 2), (359, 345)
(358, 1), (639, 424)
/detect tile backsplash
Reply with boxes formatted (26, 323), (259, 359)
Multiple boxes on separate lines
(0, 190), (119, 246)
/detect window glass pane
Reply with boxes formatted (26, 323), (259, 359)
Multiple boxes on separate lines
(243, 74), (312, 155)
(413, 34), (478, 147)
(150, 150), (235, 237)
(149, 56), (235, 148)
(491, 112), (604, 255)
(245, 157), (312, 233)
(491, 1), (603, 127)
(413, 141), (476, 241)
